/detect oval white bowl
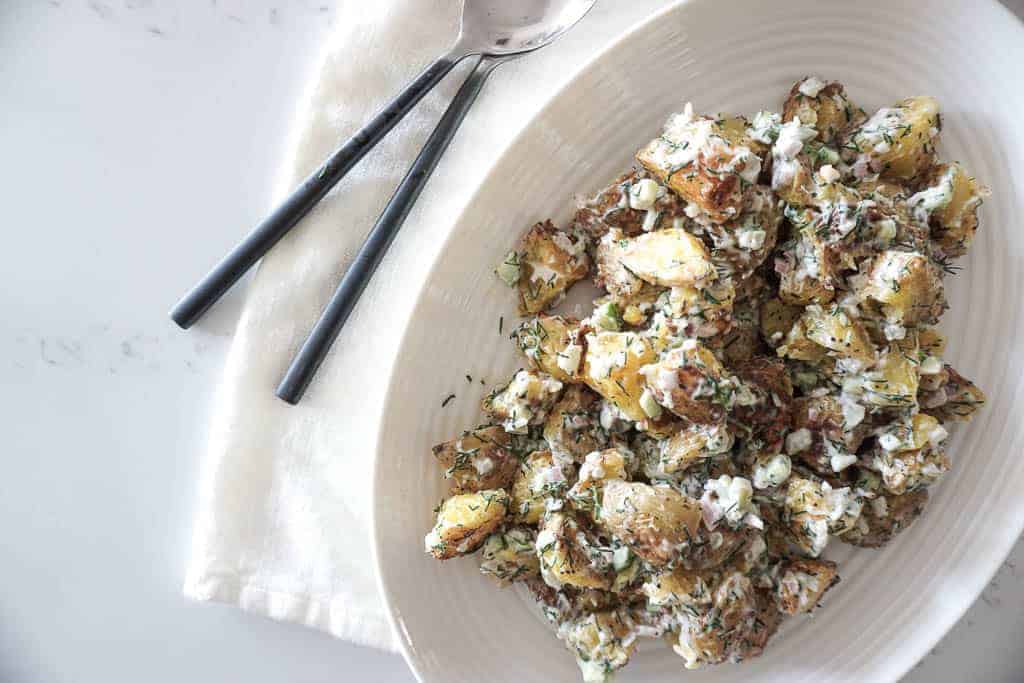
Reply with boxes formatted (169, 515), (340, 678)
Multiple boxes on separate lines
(373, 0), (1024, 680)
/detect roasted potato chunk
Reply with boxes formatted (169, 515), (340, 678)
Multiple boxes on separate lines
(783, 477), (862, 557)
(705, 185), (782, 280)
(642, 568), (712, 608)
(799, 303), (875, 362)
(425, 490), (509, 560)
(510, 449), (568, 525)
(479, 526), (540, 585)
(637, 105), (763, 222)
(643, 422), (734, 479)
(617, 228), (716, 288)
(862, 250), (945, 327)
(517, 220), (590, 314)
(568, 448), (630, 517)
(482, 369), (564, 434)
(869, 414), (950, 494)
(513, 314), (583, 383)
(432, 425), (518, 493)
(840, 96), (940, 181)
(560, 609), (639, 683)
(641, 342), (749, 424)
(911, 162), (989, 257)
(582, 330), (660, 422)
(594, 228), (646, 299)
(774, 557), (839, 614)
(760, 297), (803, 347)
(732, 357), (794, 457)
(537, 512), (615, 590)
(843, 487), (929, 548)
(674, 573), (777, 669)
(782, 77), (864, 144)
(923, 365), (986, 422)
(572, 170), (694, 240)
(859, 347), (920, 408)
(598, 480), (702, 566)
(543, 384), (608, 463)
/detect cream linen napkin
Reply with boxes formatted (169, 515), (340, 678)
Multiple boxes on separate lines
(184, 0), (675, 653)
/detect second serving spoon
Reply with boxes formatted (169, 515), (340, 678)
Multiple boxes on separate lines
(276, 1), (596, 403)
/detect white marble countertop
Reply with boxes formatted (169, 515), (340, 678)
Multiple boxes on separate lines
(2, 1), (1021, 681)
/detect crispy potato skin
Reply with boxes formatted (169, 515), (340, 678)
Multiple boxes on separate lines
(425, 490), (509, 560)
(774, 558), (839, 614)
(513, 314), (583, 383)
(432, 426), (518, 493)
(598, 480), (702, 566)
(840, 96), (940, 181)
(844, 487), (928, 548)
(782, 79), (864, 144)
(517, 220), (590, 314)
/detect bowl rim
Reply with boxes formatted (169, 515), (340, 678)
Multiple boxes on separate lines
(370, 0), (1024, 680)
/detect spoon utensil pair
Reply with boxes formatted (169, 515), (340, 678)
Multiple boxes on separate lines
(170, 0), (595, 404)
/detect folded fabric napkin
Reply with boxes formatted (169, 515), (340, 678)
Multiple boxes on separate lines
(184, 0), (675, 653)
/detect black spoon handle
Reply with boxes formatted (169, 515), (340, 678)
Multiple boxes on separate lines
(169, 50), (464, 329)
(276, 56), (502, 404)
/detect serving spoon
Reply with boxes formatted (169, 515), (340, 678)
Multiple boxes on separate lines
(275, 0), (596, 404)
(169, 0), (596, 331)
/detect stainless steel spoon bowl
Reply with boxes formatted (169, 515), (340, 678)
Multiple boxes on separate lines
(460, 0), (597, 55)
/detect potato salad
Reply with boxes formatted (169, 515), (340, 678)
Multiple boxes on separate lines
(424, 77), (987, 681)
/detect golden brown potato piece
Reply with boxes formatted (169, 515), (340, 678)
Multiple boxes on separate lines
(782, 77), (865, 143)
(775, 237), (837, 306)
(860, 347), (920, 408)
(510, 449), (567, 525)
(642, 568), (712, 608)
(840, 96), (940, 181)
(732, 357), (794, 457)
(704, 185), (782, 281)
(646, 422), (734, 478)
(774, 557), (839, 614)
(594, 228), (647, 300)
(788, 395), (864, 477)
(777, 315), (828, 363)
(479, 526), (540, 586)
(482, 369), (564, 434)
(799, 304), (876, 362)
(911, 162), (989, 257)
(637, 106), (763, 222)
(641, 342), (743, 424)
(843, 487), (929, 548)
(432, 426), (518, 494)
(784, 477), (862, 557)
(760, 297), (803, 348)
(869, 414), (950, 494)
(512, 314), (583, 383)
(598, 480), (702, 566)
(425, 489), (509, 560)
(543, 384), (608, 463)
(617, 228), (716, 288)
(861, 250), (945, 327)
(674, 573), (777, 669)
(560, 609), (639, 682)
(923, 365), (986, 422)
(568, 448), (629, 516)
(537, 512), (615, 590)
(517, 220), (590, 314)
(582, 330), (660, 422)
(572, 170), (694, 240)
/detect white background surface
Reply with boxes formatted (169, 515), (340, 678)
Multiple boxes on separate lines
(2, 1), (1022, 681)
